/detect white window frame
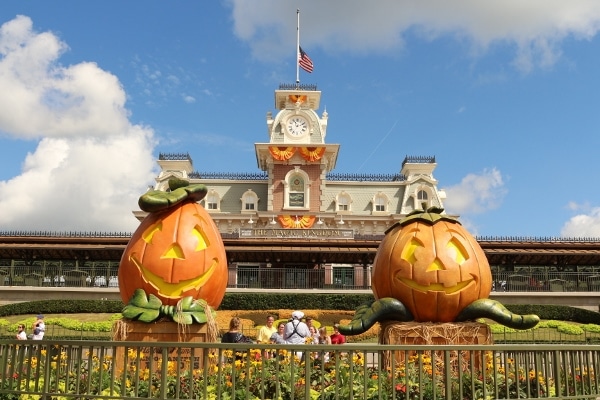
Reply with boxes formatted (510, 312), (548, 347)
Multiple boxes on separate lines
(241, 190), (259, 214)
(415, 188), (431, 209)
(372, 192), (389, 215)
(283, 168), (310, 210)
(204, 190), (221, 212)
(335, 191), (352, 214)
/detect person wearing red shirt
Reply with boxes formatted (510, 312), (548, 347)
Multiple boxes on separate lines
(329, 323), (346, 345)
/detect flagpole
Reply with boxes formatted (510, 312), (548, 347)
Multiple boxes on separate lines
(296, 8), (300, 86)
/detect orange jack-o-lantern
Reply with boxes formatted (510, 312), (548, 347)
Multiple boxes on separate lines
(118, 201), (228, 309)
(371, 208), (491, 322)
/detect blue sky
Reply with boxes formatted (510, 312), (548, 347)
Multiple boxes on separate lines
(0, 1), (599, 237)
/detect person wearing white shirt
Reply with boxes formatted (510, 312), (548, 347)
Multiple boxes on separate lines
(284, 311), (311, 360)
(284, 311), (310, 345)
(32, 314), (45, 340)
(16, 324), (27, 340)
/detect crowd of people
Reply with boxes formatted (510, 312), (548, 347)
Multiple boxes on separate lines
(222, 310), (346, 349)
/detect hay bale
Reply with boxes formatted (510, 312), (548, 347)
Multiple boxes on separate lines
(112, 318), (217, 372)
(380, 320), (493, 345)
(379, 321), (493, 370)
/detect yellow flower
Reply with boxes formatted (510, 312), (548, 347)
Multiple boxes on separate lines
(352, 354), (364, 366)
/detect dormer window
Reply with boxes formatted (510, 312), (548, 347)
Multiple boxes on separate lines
(336, 191), (352, 213)
(241, 190), (259, 213)
(416, 188), (430, 208)
(372, 192), (389, 215)
(204, 190), (220, 212)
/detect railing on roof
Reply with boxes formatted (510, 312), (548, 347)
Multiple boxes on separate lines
(325, 172), (406, 182)
(477, 236), (600, 242)
(158, 152), (193, 164)
(1, 340), (600, 399)
(402, 155), (436, 165)
(0, 231), (598, 243)
(278, 83), (318, 91)
(0, 231), (131, 238)
(188, 171), (268, 180)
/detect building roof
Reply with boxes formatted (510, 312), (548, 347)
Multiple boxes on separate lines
(0, 233), (599, 266)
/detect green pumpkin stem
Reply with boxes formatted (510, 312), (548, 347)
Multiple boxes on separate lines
(385, 203), (458, 234)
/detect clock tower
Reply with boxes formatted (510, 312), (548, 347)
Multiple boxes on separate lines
(255, 84), (339, 219)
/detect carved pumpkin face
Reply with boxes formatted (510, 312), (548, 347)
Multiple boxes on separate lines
(371, 215), (491, 322)
(118, 202), (228, 308)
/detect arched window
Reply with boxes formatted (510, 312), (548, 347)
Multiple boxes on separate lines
(416, 189), (430, 209)
(283, 168), (310, 209)
(336, 191), (352, 213)
(372, 192), (389, 214)
(241, 190), (259, 212)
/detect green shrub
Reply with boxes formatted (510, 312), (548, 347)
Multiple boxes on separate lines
(505, 304), (600, 324)
(2, 297), (599, 326)
(582, 324), (600, 333)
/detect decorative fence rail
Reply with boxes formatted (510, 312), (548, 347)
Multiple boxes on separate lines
(1, 340), (600, 399)
(2, 265), (600, 292)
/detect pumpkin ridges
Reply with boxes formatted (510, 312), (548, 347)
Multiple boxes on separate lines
(434, 221), (481, 322)
(371, 211), (492, 323)
(119, 201), (228, 310)
(372, 225), (398, 299)
(405, 222), (424, 320)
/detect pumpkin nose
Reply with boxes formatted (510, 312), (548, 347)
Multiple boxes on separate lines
(162, 243), (185, 259)
(426, 258), (446, 272)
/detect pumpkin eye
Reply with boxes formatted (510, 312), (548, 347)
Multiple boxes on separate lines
(446, 237), (468, 264)
(142, 221), (162, 244)
(193, 224), (209, 251)
(401, 237), (423, 265)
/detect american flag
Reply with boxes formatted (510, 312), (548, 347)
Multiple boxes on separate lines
(298, 46), (314, 73)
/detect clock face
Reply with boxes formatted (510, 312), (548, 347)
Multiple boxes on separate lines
(286, 116), (309, 137)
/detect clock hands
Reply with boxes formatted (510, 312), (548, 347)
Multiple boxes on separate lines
(287, 117), (307, 135)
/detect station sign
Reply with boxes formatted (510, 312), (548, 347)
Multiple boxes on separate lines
(239, 228), (354, 240)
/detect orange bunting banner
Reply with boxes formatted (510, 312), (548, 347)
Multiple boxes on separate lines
(300, 147), (326, 162)
(278, 215), (316, 229)
(269, 146), (296, 161)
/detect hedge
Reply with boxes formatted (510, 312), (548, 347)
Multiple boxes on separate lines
(2, 295), (600, 325)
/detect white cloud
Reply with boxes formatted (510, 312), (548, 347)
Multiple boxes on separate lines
(129, 55), (205, 107)
(182, 94), (196, 104)
(0, 16), (156, 232)
(229, 0), (600, 71)
(561, 206), (600, 237)
(442, 168), (507, 215)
